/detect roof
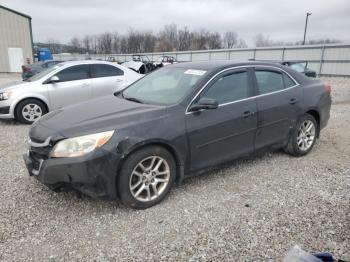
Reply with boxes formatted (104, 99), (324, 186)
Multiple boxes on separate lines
(59, 60), (120, 66)
(171, 60), (289, 71)
(0, 5), (31, 19)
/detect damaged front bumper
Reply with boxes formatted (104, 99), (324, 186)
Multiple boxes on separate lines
(23, 147), (122, 199)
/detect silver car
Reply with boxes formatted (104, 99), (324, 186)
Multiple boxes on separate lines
(0, 60), (143, 124)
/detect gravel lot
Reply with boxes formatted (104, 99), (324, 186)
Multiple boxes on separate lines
(0, 74), (349, 261)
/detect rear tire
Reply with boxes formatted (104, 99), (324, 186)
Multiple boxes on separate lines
(16, 99), (47, 124)
(117, 146), (176, 209)
(284, 114), (318, 156)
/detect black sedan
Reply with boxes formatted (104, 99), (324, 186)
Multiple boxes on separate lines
(23, 61), (332, 209)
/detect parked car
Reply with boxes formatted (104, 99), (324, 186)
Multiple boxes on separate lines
(23, 61), (331, 209)
(250, 59), (317, 78)
(0, 60), (143, 124)
(22, 60), (63, 80)
(280, 61), (317, 78)
(153, 56), (178, 68)
(122, 55), (156, 74)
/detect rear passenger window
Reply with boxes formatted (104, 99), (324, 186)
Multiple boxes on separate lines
(203, 71), (249, 104)
(55, 65), (90, 82)
(92, 64), (124, 78)
(283, 73), (296, 88)
(255, 70), (284, 94)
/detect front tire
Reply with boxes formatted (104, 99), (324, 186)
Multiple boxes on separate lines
(16, 99), (47, 124)
(284, 114), (318, 156)
(117, 146), (176, 209)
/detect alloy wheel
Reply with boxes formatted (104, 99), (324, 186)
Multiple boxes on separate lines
(129, 156), (170, 202)
(22, 104), (42, 122)
(297, 120), (316, 151)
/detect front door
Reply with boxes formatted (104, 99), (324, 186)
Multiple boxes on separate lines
(186, 68), (258, 171)
(46, 64), (92, 109)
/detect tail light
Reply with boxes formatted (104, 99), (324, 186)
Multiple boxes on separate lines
(324, 84), (331, 93)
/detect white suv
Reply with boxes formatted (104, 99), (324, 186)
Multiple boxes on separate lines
(0, 60), (143, 124)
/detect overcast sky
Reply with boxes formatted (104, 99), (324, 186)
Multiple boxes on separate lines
(1, 0), (350, 46)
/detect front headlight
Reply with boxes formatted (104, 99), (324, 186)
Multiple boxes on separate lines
(50, 130), (115, 158)
(0, 91), (12, 101)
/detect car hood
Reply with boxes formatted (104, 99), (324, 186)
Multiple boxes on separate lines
(0, 81), (31, 91)
(29, 95), (166, 142)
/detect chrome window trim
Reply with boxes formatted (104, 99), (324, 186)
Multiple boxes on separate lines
(185, 65), (300, 115)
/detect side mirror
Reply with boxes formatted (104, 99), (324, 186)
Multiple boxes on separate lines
(48, 76), (60, 83)
(189, 98), (219, 112)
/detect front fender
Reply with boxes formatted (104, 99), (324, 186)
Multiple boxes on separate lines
(116, 137), (185, 166)
(10, 93), (51, 115)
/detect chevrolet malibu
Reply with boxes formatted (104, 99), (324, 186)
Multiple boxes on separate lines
(23, 61), (331, 209)
(0, 60), (142, 124)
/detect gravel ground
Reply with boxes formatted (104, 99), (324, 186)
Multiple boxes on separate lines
(0, 74), (349, 261)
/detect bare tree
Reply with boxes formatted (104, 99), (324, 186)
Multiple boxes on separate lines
(236, 38), (247, 48)
(142, 32), (156, 52)
(191, 29), (209, 50)
(208, 32), (222, 49)
(82, 35), (91, 54)
(253, 34), (273, 47)
(99, 33), (113, 53)
(112, 32), (120, 53)
(223, 32), (238, 48)
(69, 37), (82, 53)
(178, 26), (191, 51)
(157, 23), (178, 52)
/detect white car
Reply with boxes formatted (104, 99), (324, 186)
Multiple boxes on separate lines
(0, 60), (143, 124)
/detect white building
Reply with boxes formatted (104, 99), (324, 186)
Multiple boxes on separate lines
(0, 5), (33, 72)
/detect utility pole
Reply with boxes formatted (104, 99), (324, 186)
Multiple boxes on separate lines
(303, 12), (312, 45)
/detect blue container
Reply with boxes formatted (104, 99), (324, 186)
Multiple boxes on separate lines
(37, 48), (53, 61)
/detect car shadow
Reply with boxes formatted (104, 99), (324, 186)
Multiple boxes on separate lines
(27, 149), (289, 211)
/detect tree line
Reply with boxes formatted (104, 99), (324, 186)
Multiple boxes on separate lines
(35, 24), (341, 54)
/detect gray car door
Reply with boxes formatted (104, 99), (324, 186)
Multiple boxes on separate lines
(186, 68), (258, 171)
(91, 64), (125, 97)
(46, 64), (92, 110)
(253, 67), (303, 149)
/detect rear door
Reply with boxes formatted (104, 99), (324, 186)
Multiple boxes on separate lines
(46, 64), (92, 109)
(186, 68), (258, 171)
(90, 64), (125, 97)
(254, 67), (303, 149)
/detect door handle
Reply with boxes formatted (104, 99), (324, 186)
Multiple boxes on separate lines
(116, 79), (123, 82)
(289, 98), (299, 105)
(82, 83), (89, 87)
(242, 111), (255, 118)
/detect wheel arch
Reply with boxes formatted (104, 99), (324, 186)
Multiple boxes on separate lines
(14, 97), (49, 119)
(304, 108), (320, 137)
(116, 139), (185, 185)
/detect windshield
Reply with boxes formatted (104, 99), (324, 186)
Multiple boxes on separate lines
(122, 67), (206, 105)
(26, 64), (64, 82)
(289, 63), (306, 72)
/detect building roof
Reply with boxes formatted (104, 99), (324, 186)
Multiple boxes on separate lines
(0, 5), (31, 20)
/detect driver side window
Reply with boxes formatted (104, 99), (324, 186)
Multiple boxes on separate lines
(54, 65), (90, 82)
(203, 71), (249, 104)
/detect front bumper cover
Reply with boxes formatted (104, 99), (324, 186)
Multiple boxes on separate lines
(23, 148), (122, 199)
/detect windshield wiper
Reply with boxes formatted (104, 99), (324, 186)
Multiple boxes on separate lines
(124, 96), (143, 104)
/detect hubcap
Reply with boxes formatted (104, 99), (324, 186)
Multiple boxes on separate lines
(22, 104), (42, 122)
(297, 120), (316, 151)
(129, 156), (170, 202)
